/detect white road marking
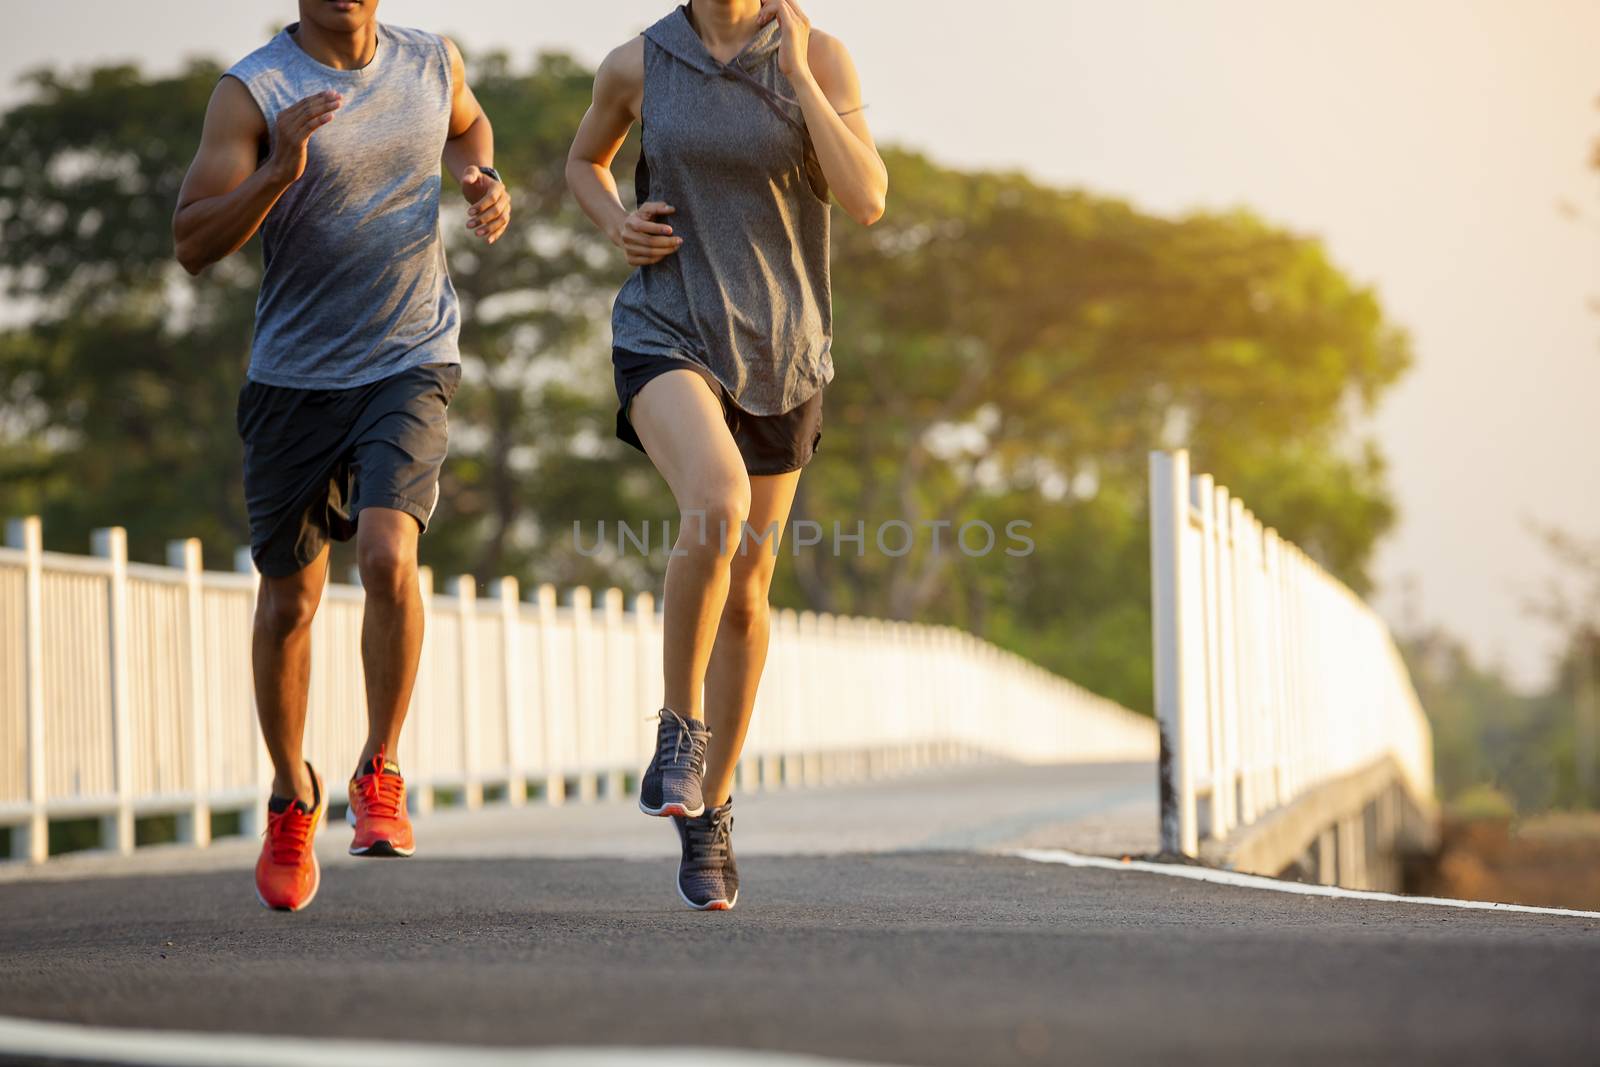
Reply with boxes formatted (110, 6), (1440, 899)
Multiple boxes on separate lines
(0, 1014), (875, 1067)
(1011, 848), (1600, 920)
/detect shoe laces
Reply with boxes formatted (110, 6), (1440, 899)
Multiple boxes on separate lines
(264, 801), (316, 865)
(354, 745), (405, 820)
(653, 709), (709, 773)
(683, 806), (733, 870)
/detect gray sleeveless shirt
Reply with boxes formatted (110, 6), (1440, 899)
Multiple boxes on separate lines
(611, 6), (833, 417)
(226, 23), (460, 389)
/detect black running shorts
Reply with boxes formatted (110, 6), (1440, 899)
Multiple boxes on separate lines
(236, 362), (461, 578)
(612, 349), (823, 477)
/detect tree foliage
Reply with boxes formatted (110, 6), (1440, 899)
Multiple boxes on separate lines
(793, 150), (1409, 706)
(0, 53), (1412, 715)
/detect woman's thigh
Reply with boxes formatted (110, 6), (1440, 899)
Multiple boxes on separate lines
(628, 369), (750, 522)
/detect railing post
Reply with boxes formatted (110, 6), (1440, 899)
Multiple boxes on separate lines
(8, 518), (49, 862)
(1211, 487), (1239, 836)
(166, 538), (210, 847)
(1262, 529), (1287, 812)
(1193, 474), (1227, 841)
(535, 583), (566, 806)
(410, 566), (435, 816)
(631, 591), (656, 792)
(600, 587), (626, 800)
(565, 586), (598, 802)
(90, 527), (134, 856)
(450, 576), (483, 810)
(1149, 450), (1197, 856)
(234, 547), (268, 836)
(1230, 498), (1257, 827)
(497, 577), (526, 805)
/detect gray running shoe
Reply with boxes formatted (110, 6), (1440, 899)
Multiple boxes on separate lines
(673, 801), (738, 911)
(639, 708), (709, 818)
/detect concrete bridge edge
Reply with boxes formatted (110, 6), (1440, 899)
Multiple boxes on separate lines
(1200, 756), (1439, 891)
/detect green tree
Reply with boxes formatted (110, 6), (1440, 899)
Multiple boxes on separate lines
(787, 150), (1410, 708)
(0, 53), (668, 585)
(0, 61), (256, 560)
(0, 58), (1413, 718)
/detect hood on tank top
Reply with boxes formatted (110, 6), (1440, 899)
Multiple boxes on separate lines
(644, 5), (780, 77)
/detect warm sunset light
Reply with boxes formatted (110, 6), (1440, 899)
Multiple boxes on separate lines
(0, 3), (1595, 1064)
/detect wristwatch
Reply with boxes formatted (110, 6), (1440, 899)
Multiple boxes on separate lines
(477, 166), (503, 184)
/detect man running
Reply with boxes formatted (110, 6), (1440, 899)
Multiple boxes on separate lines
(173, 0), (510, 911)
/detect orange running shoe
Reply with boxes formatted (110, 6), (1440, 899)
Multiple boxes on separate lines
(254, 765), (324, 912)
(347, 746), (415, 857)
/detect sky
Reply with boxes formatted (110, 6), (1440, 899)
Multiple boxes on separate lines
(4, 0), (1597, 690)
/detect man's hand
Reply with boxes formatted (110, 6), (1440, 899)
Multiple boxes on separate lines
(759, 0), (813, 82)
(266, 91), (342, 184)
(612, 201), (682, 266)
(460, 165), (510, 244)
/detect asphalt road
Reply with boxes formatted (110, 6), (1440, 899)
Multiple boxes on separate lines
(2, 764), (1597, 1066)
(0, 762), (1160, 884)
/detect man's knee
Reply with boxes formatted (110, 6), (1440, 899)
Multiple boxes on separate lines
(357, 535), (417, 600)
(256, 579), (321, 638)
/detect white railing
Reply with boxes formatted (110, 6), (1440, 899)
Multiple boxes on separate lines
(0, 516), (1156, 862)
(1148, 451), (1433, 857)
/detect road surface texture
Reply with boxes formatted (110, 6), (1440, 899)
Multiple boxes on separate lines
(2, 763), (1597, 1066)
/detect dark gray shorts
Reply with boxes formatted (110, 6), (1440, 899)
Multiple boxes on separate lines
(612, 349), (823, 477)
(236, 362), (461, 578)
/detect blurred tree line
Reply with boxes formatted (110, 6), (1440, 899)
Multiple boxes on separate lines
(1406, 527), (1600, 814)
(0, 51), (1411, 718)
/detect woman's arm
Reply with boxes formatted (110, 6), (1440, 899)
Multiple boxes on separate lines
(762, 0), (887, 226)
(565, 39), (684, 267)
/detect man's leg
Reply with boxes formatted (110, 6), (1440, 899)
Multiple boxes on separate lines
(355, 506), (424, 769)
(701, 471), (802, 807)
(253, 545), (332, 808)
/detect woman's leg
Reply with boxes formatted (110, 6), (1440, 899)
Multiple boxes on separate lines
(627, 369), (751, 720)
(701, 470), (802, 807)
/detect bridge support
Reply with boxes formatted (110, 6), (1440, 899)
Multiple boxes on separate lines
(1149, 450), (1198, 856)
(1206, 757), (1436, 892)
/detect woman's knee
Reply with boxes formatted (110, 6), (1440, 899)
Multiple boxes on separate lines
(679, 478), (751, 557)
(721, 577), (771, 634)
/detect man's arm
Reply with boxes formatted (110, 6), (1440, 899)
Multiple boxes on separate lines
(172, 78), (342, 275)
(442, 38), (509, 244)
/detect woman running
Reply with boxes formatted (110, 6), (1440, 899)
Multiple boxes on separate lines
(567, 0), (887, 910)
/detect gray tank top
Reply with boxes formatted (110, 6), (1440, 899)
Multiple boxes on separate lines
(611, 6), (833, 417)
(226, 23), (460, 389)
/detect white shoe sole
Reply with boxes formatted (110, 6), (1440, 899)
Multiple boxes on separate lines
(345, 805), (415, 857)
(640, 799), (706, 818)
(676, 881), (738, 911)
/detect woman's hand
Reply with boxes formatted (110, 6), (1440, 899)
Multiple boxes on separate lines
(613, 201), (683, 266)
(759, 0), (813, 82)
